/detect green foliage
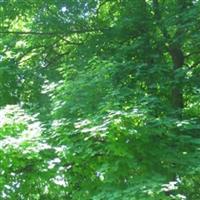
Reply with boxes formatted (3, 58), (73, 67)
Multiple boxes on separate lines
(0, 0), (200, 199)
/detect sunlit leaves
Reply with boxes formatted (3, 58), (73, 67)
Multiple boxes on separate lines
(1, 0), (200, 199)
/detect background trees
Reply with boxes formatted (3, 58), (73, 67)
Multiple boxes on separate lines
(0, 0), (200, 199)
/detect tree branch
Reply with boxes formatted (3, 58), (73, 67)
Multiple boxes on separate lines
(0, 28), (107, 36)
(152, 0), (171, 40)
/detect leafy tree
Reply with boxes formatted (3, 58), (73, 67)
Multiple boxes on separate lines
(0, 0), (200, 199)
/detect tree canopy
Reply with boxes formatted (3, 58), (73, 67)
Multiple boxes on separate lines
(0, 0), (200, 199)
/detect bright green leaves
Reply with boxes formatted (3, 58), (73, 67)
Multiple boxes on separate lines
(0, 0), (200, 199)
(0, 105), (70, 199)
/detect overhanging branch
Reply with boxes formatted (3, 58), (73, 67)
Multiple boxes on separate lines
(0, 28), (107, 36)
(0, 31), (65, 35)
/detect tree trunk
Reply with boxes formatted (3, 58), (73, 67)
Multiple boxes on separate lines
(169, 45), (184, 116)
